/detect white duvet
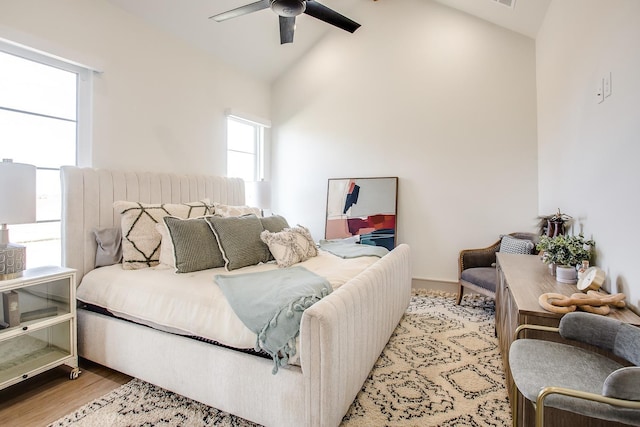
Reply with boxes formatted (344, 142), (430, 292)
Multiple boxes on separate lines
(76, 250), (379, 350)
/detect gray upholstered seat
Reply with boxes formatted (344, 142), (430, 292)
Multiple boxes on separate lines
(456, 232), (538, 304)
(509, 312), (640, 426)
(460, 267), (497, 292)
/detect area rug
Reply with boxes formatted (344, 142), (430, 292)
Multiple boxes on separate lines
(49, 290), (511, 427)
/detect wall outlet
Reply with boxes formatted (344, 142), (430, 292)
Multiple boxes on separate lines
(604, 72), (612, 98)
(596, 78), (604, 103)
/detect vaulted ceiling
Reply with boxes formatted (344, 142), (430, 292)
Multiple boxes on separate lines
(106, 0), (551, 82)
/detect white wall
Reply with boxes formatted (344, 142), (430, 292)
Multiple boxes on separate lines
(0, 0), (270, 176)
(537, 0), (640, 308)
(271, 0), (539, 282)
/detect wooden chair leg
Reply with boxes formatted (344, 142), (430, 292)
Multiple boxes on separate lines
(456, 283), (464, 305)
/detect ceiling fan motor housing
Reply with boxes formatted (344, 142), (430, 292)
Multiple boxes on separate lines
(271, 0), (306, 17)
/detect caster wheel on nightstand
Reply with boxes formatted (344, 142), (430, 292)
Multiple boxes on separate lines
(69, 367), (81, 380)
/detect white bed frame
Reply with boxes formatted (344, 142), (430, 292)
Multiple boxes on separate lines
(61, 166), (412, 427)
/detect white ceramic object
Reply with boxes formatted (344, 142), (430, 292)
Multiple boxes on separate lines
(556, 265), (577, 284)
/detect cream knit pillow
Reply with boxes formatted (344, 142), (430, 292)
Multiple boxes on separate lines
(260, 225), (318, 268)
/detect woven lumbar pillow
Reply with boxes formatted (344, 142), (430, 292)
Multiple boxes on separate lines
(114, 199), (212, 270)
(260, 225), (318, 268)
(260, 229), (306, 268)
(288, 225), (318, 260)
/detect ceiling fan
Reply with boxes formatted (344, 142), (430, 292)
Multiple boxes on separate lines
(210, 0), (361, 45)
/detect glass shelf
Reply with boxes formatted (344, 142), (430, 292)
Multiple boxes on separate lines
(0, 320), (71, 385)
(0, 267), (77, 390)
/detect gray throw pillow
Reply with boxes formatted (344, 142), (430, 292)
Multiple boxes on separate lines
(93, 227), (122, 268)
(163, 216), (225, 273)
(499, 235), (534, 254)
(260, 215), (290, 233)
(206, 214), (271, 271)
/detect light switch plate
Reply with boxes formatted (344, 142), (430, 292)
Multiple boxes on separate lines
(597, 78), (604, 104)
(604, 72), (612, 98)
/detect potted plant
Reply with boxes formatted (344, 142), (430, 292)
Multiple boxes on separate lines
(536, 234), (595, 283)
(537, 209), (573, 237)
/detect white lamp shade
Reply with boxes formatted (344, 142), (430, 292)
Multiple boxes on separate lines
(0, 160), (36, 225)
(245, 181), (271, 210)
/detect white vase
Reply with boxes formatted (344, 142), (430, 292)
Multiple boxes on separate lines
(556, 265), (577, 284)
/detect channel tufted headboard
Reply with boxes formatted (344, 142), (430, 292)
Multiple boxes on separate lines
(60, 166), (245, 283)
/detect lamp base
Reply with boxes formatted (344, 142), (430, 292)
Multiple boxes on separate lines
(0, 243), (26, 280)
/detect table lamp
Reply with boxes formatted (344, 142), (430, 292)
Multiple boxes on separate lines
(245, 180), (271, 216)
(0, 159), (36, 280)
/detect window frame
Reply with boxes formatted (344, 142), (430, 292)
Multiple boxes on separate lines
(0, 38), (94, 267)
(0, 39), (94, 167)
(225, 110), (270, 182)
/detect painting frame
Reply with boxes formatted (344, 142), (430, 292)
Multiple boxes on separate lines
(324, 177), (398, 251)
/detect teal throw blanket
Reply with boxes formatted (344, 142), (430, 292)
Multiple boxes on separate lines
(319, 240), (389, 259)
(215, 266), (331, 374)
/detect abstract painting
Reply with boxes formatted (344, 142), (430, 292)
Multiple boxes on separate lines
(325, 177), (398, 251)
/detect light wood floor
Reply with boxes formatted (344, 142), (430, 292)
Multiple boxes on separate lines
(0, 359), (131, 427)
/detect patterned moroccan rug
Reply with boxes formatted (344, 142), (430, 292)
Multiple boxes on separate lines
(49, 291), (511, 427)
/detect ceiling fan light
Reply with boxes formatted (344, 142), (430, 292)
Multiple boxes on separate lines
(271, 0), (306, 17)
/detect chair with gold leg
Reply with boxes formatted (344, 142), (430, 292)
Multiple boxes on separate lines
(509, 312), (640, 427)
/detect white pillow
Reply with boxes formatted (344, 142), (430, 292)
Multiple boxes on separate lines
(114, 199), (212, 270)
(155, 222), (175, 268)
(260, 225), (318, 268)
(213, 202), (262, 217)
(288, 225), (318, 260)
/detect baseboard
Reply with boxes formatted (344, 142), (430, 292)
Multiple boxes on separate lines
(412, 278), (458, 294)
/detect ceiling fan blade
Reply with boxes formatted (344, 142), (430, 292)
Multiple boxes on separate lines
(279, 16), (295, 44)
(304, 1), (361, 33)
(209, 0), (270, 22)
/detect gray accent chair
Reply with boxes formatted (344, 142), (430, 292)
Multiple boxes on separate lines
(456, 232), (538, 305)
(509, 312), (640, 427)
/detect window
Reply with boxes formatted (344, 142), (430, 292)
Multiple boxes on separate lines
(226, 116), (264, 182)
(0, 40), (93, 268)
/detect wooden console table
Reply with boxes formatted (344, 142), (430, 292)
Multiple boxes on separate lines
(495, 253), (640, 427)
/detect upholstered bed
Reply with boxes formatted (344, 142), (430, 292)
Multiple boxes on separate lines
(61, 166), (412, 427)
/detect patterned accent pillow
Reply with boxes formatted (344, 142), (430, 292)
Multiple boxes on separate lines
(213, 202), (262, 217)
(163, 216), (225, 273)
(260, 225), (318, 268)
(499, 235), (535, 254)
(206, 214), (271, 271)
(260, 215), (290, 261)
(114, 199), (213, 270)
(288, 225), (318, 261)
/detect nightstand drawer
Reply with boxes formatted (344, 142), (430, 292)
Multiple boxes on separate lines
(0, 320), (73, 387)
(1, 275), (72, 331)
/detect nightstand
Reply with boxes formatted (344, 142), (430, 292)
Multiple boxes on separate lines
(0, 266), (79, 390)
